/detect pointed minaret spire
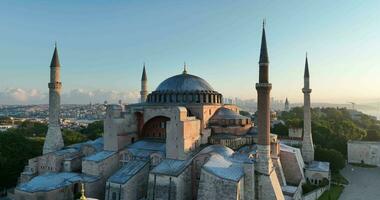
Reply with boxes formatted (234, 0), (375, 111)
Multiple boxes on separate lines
(50, 43), (60, 68)
(140, 63), (148, 103)
(141, 63), (147, 81)
(304, 53), (310, 78)
(259, 19), (269, 64)
(183, 62), (188, 74)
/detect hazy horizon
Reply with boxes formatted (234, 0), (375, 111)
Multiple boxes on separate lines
(1, 1), (380, 104)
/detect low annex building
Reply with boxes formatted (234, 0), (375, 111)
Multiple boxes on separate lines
(348, 140), (380, 167)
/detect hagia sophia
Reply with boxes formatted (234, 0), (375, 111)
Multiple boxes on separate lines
(12, 23), (330, 200)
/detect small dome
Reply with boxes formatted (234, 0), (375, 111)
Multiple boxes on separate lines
(156, 73), (214, 92)
(210, 107), (248, 121)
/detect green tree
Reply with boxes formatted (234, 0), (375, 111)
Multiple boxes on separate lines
(80, 121), (103, 140)
(0, 133), (42, 189)
(315, 146), (345, 173)
(6, 121), (48, 137)
(364, 129), (380, 141)
(63, 129), (88, 146)
(271, 123), (289, 136)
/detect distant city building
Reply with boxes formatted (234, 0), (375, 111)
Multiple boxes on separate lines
(284, 98), (290, 111)
(289, 128), (303, 138)
(0, 124), (16, 132)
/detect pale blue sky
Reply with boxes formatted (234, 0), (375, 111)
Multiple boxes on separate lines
(0, 0), (379, 104)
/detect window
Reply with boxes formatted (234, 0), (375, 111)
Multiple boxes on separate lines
(112, 192), (117, 200)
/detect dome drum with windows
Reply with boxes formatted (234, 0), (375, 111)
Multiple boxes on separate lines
(146, 68), (223, 105)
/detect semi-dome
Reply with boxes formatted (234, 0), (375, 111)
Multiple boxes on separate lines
(147, 70), (223, 105)
(209, 107), (251, 128)
(156, 73), (214, 92)
(210, 107), (249, 121)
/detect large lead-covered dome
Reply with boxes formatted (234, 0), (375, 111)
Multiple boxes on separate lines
(156, 73), (214, 92)
(147, 70), (222, 105)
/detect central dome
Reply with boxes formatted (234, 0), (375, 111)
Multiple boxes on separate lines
(146, 70), (222, 105)
(156, 73), (214, 92)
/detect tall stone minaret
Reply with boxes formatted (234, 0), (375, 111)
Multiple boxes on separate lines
(140, 64), (148, 103)
(302, 55), (314, 163)
(43, 44), (64, 154)
(255, 22), (284, 200)
(256, 21), (272, 175)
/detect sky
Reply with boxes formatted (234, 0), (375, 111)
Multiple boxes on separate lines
(0, 0), (380, 104)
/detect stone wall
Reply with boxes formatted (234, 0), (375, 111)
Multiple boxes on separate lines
(242, 163), (255, 200)
(15, 187), (73, 200)
(105, 163), (150, 200)
(104, 105), (138, 152)
(302, 185), (329, 200)
(256, 168), (285, 200)
(280, 148), (304, 185)
(197, 169), (241, 200)
(82, 152), (119, 199)
(63, 156), (82, 172)
(147, 164), (192, 200)
(272, 157), (287, 186)
(304, 170), (329, 185)
(37, 153), (65, 174)
(348, 140), (380, 166)
(15, 179), (101, 200)
(183, 117), (201, 153)
(209, 135), (254, 150)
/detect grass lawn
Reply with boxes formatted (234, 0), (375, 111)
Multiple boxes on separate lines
(318, 184), (344, 200)
(331, 172), (349, 185)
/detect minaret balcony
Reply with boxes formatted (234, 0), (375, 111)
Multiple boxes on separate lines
(255, 83), (272, 90)
(302, 88), (312, 93)
(48, 82), (62, 89)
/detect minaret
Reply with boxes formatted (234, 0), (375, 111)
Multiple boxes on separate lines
(302, 54), (314, 163)
(43, 44), (64, 154)
(284, 97), (290, 111)
(140, 64), (148, 103)
(256, 21), (272, 175)
(255, 22), (285, 200)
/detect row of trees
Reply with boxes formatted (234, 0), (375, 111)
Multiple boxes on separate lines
(0, 120), (103, 189)
(273, 107), (380, 172)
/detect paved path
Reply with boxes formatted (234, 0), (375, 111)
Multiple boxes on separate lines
(339, 164), (380, 200)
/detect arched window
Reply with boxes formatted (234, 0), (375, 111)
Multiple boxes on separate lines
(169, 94), (173, 102)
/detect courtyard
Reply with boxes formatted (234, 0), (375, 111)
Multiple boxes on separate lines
(339, 164), (380, 200)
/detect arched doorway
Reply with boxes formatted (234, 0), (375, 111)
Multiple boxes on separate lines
(140, 116), (170, 140)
